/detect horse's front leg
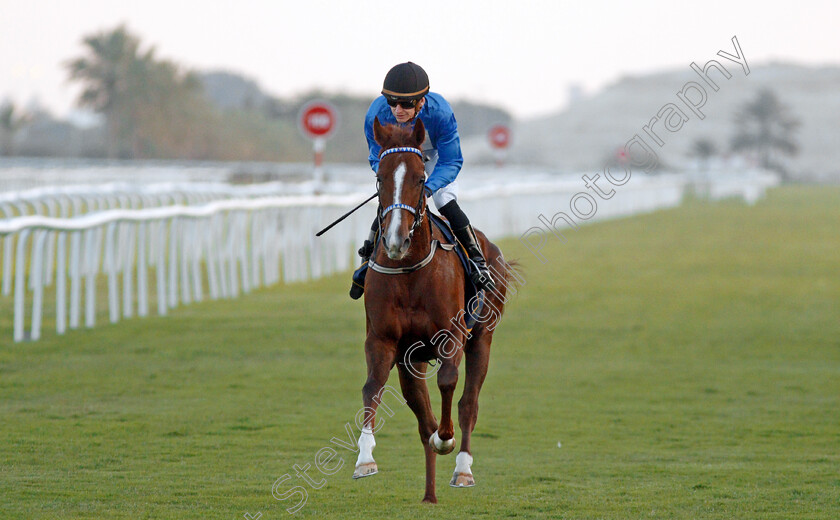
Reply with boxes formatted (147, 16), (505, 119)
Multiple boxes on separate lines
(429, 345), (464, 456)
(353, 336), (396, 479)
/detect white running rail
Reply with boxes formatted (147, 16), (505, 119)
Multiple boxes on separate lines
(0, 171), (776, 343)
(0, 194), (374, 343)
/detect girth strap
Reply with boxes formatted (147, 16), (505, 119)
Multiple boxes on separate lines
(368, 240), (456, 275)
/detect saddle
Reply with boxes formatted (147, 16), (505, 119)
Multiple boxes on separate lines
(352, 212), (486, 331)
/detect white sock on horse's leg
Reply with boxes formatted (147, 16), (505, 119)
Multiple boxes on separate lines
(454, 451), (473, 475)
(356, 427), (376, 466)
(353, 426), (378, 479)
(450, 451), (475, 488)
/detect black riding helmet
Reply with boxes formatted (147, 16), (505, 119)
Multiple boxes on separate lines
(382, 62), (429, 101)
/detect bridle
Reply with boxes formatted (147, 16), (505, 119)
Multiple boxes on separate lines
(376, 146), (427, 239)
(369, 145), (455, 275)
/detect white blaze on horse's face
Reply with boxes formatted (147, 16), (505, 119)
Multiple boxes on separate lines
(384, 161), (410, 260)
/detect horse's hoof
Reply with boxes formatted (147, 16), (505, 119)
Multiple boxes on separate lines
(450, 472), (475, 488)
(421, 495), (438, 504)
(429, 431), (455, 455)
(352, 462), (378, 479)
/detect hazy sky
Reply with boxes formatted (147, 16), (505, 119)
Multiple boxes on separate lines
(1, 0), (837, 119)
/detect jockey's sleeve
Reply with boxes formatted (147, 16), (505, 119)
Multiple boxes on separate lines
(425, 113), (463, 193)
(364, 117), (382, 173)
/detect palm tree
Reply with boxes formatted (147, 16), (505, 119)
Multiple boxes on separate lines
(67, 25), (220, 159)
(66, 25), (144, 158)
(731, 89), (800, 179)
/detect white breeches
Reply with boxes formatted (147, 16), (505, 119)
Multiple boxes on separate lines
(431, 180), (459, 210)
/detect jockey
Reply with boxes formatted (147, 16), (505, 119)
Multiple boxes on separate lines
(350, 61), (495, 300)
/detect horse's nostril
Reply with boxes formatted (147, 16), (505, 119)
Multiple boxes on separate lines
(402, 238), (411, 251)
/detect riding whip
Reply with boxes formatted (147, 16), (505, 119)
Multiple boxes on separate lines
(315, 192), (378, 237)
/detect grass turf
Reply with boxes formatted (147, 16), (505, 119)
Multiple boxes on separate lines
(1, 186), (838, 519)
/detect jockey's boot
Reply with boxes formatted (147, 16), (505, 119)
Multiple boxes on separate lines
(349, 231), (376, 300)
(453, 224), (496, 292)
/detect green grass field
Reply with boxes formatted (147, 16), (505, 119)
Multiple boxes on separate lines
(1, 186), (839, 519)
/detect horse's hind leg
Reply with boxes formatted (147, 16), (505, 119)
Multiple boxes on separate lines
(452, 333), (492, 488)
(397, 362), (440, 503)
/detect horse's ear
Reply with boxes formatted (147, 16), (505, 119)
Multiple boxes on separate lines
(373, 117), (389, 146)
(412, 118), (425, 147)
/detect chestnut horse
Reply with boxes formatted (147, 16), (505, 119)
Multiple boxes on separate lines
(353, 117), (517, 503)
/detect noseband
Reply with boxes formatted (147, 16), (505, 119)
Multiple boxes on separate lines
(377, 146), (426, 236)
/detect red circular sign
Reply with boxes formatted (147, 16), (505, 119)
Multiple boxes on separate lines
(299, 100), (338, 139)
(488, 125), (511, 149)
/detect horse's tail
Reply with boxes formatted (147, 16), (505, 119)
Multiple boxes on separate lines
(491, 257), (524, 317)
(502, 259), (523, 291)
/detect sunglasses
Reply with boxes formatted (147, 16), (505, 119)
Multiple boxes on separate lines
(386, 98), (418, 109)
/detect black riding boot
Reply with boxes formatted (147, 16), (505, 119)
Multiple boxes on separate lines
(349, 217), (378, 300)
(439, 200), (495, 292)
(453, 224), (496, 292)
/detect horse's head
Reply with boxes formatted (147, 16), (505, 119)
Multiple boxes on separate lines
(373, 117), (427, 260)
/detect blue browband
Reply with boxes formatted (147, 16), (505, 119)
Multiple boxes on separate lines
(381, 202), (417, 218)
(379, 146), (424, 160)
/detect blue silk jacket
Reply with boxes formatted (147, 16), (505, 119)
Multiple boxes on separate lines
(364, 92), (464, 193)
